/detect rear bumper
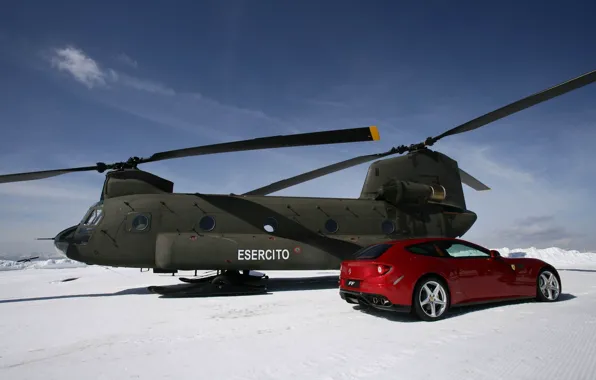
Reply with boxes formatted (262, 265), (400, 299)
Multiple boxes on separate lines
(339, 289), (411, 313)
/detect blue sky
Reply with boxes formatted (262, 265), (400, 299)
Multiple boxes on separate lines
(0, 0), (595, 256)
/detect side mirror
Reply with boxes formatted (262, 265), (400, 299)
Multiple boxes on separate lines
(489, 250), (501, 259)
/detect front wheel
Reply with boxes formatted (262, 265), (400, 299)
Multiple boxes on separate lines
(412, 277), (450, 321)
(536, 268), (561, 302)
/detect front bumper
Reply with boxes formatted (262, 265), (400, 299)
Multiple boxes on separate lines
(340, 289), (411, 313)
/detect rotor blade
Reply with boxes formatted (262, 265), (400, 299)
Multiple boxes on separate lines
(0, 166), (101, 184)
(459, 168), (490, 191)
(142, 126), (380, 164)
(243, 150), (396, 196)
(0, 126), (380, 184)
(433, 70), (596, 142)
(16, 256), (39, 263)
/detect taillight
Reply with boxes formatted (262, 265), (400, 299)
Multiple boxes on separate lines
(377, 264), (391, 275)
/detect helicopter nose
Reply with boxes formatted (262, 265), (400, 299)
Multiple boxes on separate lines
(53, 225), (78, 259)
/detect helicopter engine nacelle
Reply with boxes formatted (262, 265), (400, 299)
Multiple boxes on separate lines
(377, 180), (446, 205)
(101, 169), (174, 200)
(359, 150), (466, 209)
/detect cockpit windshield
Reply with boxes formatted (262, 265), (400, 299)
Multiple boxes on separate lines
(81, 204), (104, 226)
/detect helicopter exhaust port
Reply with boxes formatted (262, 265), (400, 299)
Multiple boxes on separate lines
(428, 184), (446, 202)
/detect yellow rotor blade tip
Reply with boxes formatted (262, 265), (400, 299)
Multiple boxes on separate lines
(369, 126), (380, 141)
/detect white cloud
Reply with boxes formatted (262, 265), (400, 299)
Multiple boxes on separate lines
(50, 46), (106, 88)
(461, 146), (535, 184)
(493, 215), (577, 249)
(118, 73), (175, 95)
(433, 138), (593, 250)
(306, 99), (349, 108)
(116, 53), (138, 68)
(44, 44), (292, 146)
(49, 45), (174, 95)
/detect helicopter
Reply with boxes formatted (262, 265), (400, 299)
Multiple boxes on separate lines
(1, 69), (595, 295)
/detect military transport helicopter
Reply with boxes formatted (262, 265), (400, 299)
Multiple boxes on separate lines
(1, 70), (595, 295)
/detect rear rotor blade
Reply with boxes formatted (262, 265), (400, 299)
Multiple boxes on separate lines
(432, 70), (596, 143)
(243, 150), (396, 196)
(0, 166), (101, 184)
(244, 151), (493, 196)
(141, 126), (380, 164)
(245, 70), (596, 195)
(459, 168), (490, 191)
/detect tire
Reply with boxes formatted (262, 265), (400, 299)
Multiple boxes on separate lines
(412, 276), (450, 321)
(212, 275), (233, 287)
(536, 268), (562, 302)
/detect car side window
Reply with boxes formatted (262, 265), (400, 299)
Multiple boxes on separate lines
(405, 242), (447, 257)
(439, 242), (490, 258)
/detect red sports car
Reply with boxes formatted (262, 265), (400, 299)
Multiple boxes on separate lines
(339, 237), (562, 321)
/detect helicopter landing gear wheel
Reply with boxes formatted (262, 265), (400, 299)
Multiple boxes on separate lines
(211, 274), (233, 288)
(210, 270), (265, 288)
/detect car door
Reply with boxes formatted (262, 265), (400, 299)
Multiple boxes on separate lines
(436, 241), (507, 301)
(488, 256), (518, 298)
(500, 258), (533, 297)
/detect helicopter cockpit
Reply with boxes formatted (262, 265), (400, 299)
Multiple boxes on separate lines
(81, 205), (103, 226)
(53, 202), (104, 260)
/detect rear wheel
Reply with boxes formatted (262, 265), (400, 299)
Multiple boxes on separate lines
(412, 277), (450, 321)
(536, 268), (561, 302)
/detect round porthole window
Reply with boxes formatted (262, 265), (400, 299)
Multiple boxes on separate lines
(381, 220), (395, 235)
(132, 215), (149, 231)
(263, 217), (278, 233)
(325, 219), (339, 233)
(199, 215), (216, 231)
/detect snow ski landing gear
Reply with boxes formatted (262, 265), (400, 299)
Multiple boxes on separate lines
(147, 270), (269, 298)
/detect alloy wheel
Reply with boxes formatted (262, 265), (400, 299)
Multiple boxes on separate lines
(539, 271), (560, 301)
(419, 280), (448, 318)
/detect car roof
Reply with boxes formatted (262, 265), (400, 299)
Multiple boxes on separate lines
(382, 237), (480, 248)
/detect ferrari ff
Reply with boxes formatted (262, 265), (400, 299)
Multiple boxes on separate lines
(339, 237), (562, 321)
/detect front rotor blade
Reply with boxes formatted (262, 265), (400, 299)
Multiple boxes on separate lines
(0, 166), (100, 184)
(433, 70), (596, 142)
(142, 126), (380, 163)
(243, 150), (396, 196)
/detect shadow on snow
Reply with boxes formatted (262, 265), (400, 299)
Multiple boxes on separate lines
(0, 287), (152, 304)
(150, 275), (340, 298)
(0, 276), (341, 304)
(354, 292), (577, 322)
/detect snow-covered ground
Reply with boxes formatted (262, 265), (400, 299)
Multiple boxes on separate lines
(0, 258), (87, 271)
(1, 247), (596, 380)
(496, 246), (596, 269)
